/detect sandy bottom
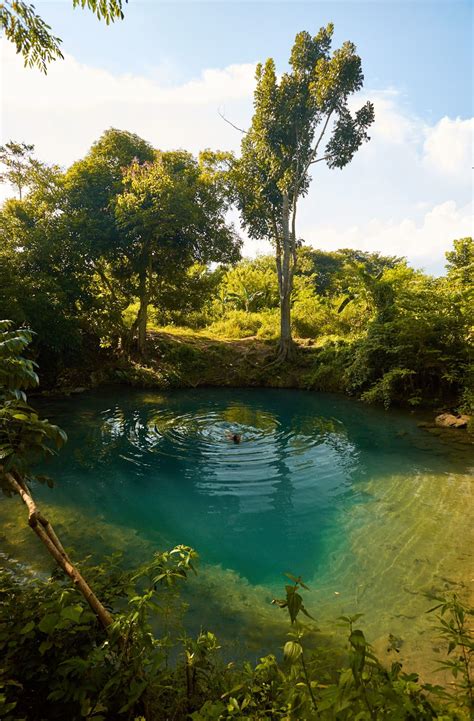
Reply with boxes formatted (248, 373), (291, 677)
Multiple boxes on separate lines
(1, 468), (472, 685)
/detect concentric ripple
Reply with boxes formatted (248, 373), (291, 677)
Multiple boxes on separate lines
(26, 387), (473, 592)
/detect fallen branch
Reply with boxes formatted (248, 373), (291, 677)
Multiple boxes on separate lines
(3, 470), (113, 630)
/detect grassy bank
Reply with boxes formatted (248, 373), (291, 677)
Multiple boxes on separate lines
(48, 327), (471, 422)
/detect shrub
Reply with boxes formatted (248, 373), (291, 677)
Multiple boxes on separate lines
(304, 340), (352, 392)
(1, 565), (472, 721)
(255, 309), (280, 339)
(360, 367), (417, 408)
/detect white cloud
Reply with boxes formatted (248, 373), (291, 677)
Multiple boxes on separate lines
(350, 88), (422, 146)
(423, 116), (474, 176)
(301, 200), (473, 275)
(1, 42), (472, 274)
(0, 41), (255, 167)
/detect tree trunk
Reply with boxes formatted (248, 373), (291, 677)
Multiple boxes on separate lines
(278, 287), (294, 360)
(4, 470), (113, 631)
(136, 252), (152, 355)
(276, 192), (296, 362)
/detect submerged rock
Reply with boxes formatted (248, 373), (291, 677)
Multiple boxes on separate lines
(435, 412), (470, 429)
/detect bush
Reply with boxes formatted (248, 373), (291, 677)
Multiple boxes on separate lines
(255, 309), (280, 339)
(304, 340), (353, 392)
(360, 367), (417, 408)
(1, 565), (472, 721)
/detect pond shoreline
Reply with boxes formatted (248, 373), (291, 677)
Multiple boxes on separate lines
(36, 331), (472, 436)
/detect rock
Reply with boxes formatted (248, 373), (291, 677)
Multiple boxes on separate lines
(435, 412), (470, 429)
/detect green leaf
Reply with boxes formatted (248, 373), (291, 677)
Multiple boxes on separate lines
(283, 640), (303, 663)
(38, 612), (60, 634)
(60, 605), (83, 623)
(0, 444), (13, 459)
(287, 590), (303, 624)
(20, 620), (35, 634)
(39, 639), (53, 654)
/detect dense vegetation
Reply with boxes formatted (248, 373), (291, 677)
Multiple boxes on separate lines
(2, 561), (472, 720)
(0, 133), (472, 409)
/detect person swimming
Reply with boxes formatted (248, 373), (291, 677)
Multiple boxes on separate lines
(225, 431), (242, 444)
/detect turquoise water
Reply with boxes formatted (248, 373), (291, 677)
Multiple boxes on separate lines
(29, 388), (470, 580)
(4, 387), (472, 670)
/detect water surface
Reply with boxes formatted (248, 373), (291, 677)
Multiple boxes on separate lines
(1, 388), (472, 675)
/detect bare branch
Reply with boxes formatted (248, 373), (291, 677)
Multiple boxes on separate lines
(309, 154), (331, 166)
(295, 107), (335, 189)
(218, 108), (248, 135)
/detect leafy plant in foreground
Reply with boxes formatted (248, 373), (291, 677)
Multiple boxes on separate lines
(0, 547), (199, 721)
(427, 594), (474, 712)
(0, 321), (67, 490)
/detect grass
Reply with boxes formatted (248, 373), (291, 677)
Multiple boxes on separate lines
(100, 328), (325, 391)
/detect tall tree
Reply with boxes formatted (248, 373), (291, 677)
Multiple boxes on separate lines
(233, 25), (374, 361)
(116, 150), (241, 353)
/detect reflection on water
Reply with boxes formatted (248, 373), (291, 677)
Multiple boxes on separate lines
(0, 387), (472, 677)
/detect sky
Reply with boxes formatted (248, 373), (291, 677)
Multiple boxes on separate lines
(1, 0), (473, 273)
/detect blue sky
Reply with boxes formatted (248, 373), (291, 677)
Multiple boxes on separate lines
(1, 0), (473, 272)
(40, 0), (473, 120)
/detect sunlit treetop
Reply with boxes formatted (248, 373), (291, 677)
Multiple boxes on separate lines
(235, 25), (375, 243)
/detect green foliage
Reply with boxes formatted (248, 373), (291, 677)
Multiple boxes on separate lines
(115, 148), (240, 351)
(71, 0), (126, 24)
(0, 130), (242, 373)
(113, 361), (174, 388)
(303, 339), (352, 392)
(0, 141), (35, 199)
(198, 582), (472, 721)
(427, 594), (474, 712)
(0, 0), (126, 72)
(207, 310), (268, 339)
(0, 321), (67, 493)
(292, 285), (339, 339)
(445, 237), (474, 287)
(0, 546), (199, 721)
(344, 264), (472, 407)
(360, 368), (416, 409)
(232, 26), (374, 354)
(217, 258), (279, 313)
(1, 559), (472, 721)
(0, 129), (471, 409)
(234, 26), (374, 246)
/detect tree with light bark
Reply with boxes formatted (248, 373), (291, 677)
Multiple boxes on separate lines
(0, 141), (36, 200)
(233, 25), (374, 361)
